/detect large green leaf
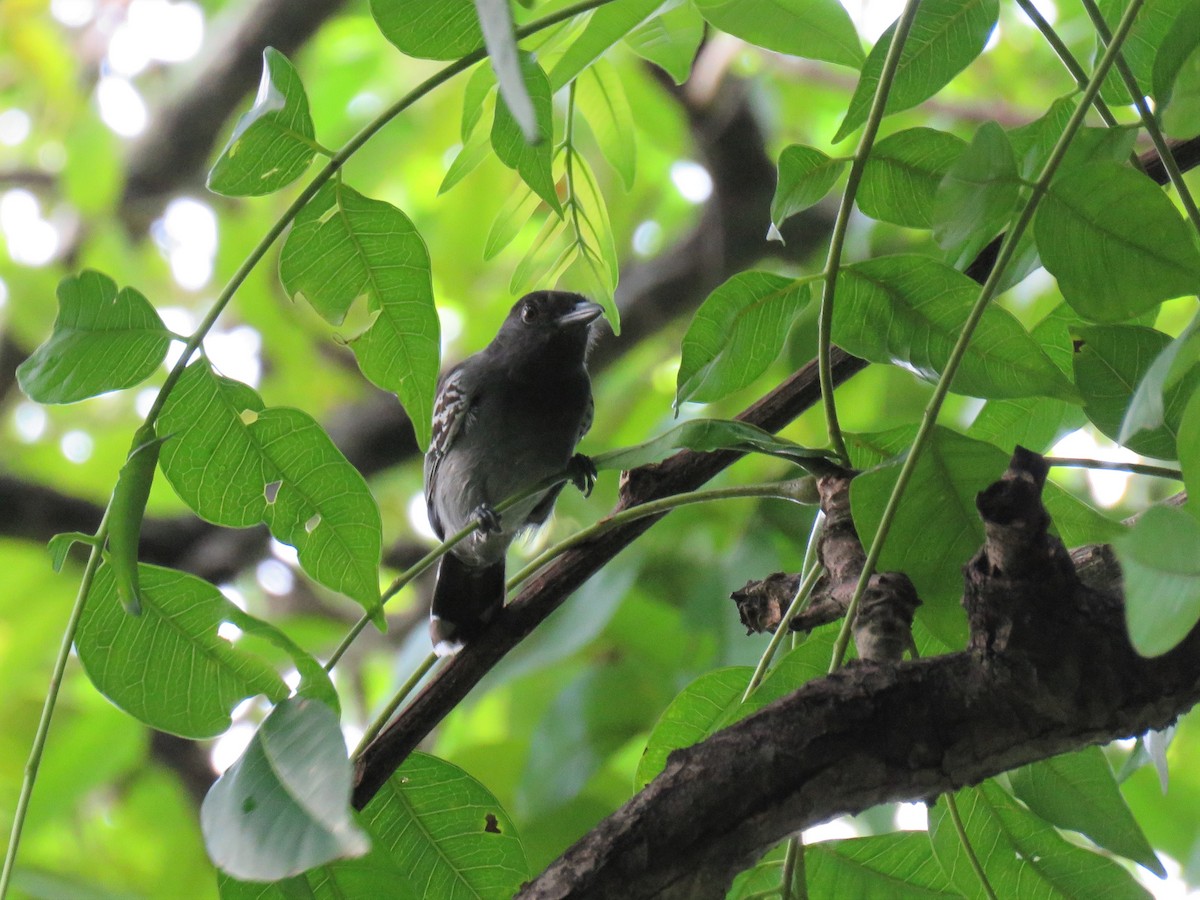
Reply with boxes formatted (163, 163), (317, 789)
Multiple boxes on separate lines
(202, 698), (370, 881)
(624, 2), (705, 84)
(1095, 0), (1189, 105)
(370, 0), (482, 60)
(158, 361), (383, 621)
(832, 255), (1077, 401)
(1075, 324), (1200, 459)
(1116, 504), (1200, 657)
(208, 49), (318, 197)
(676, 272), (811, 406)
(576, 59), (636, 190)
(932, 121), (1020, 267)
(17, 270), (171, 404)
(858, 127), (966, 229)
(693, 0), (863, 69)
(219, 840), (416, 900)
(362, 753), (530, 898)
(278, 180), (439, 449)
(930, 782), (1152, 898)
(1035, 163), (1200, 323)
(771, 145), (847, 229)
(806, 833), (959, 898)
(491, 53), (560, 213)
(548, 0), (664, 90)
(75, 563), (288, 739)
(834, 0), (998, 142)
(1011, 747), (1165, 875)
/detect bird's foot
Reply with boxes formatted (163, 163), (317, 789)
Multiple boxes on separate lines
(472, 503), (502, 533)
(568, 453), (597, 497)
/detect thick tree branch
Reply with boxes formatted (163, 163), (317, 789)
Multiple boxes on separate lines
(518, 451), (1200, 897)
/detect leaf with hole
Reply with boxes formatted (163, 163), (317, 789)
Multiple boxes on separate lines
(158, 361), (383, 623)
(279, 180), (439, 450)
(208, 49), (318, 197)
(17, 270), (171, 404)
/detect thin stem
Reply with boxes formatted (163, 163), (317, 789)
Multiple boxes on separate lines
(946, 794), (1000, 900)
(818, 0), (924, 465)
(352, 652), (439, 757)
(1014, 0), (1121, 128)
(507, 480), (815, 591)
(827, 0), (1148, 672)
(742, 563), (822, 702)
(1080, 0), (1200, 232)
(781, 834), (807, 900)
(1046, 456), (1183, 480)
(1, 521), (107, 899)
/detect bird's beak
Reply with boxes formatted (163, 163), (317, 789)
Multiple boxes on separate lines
(557, 299), (605, 327)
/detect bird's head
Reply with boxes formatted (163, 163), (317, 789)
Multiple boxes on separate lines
(490, 291), (605, 371)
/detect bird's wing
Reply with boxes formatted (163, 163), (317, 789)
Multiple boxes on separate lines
(424, 364), (477, 538)
(577, 391), (594, 443)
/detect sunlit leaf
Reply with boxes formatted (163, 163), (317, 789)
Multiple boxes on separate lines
(17, 270), (171, 404)
(807, 833), (959, 897)
(624, 2), (705, 84)
(858, 127), (966, 229)
(694, 0), (863, 69)
(676, 271), (811, 406)
(576, 59), (636, 190)
(1035, 163), (1200, 323)
(371, 0), (482, 60)
(834, 0), (998, 142)
(208, 49), (318, 197)
(203, 698), (370, 881)
(491, 53), (560, 212)
(475, 0), (537, 142)
(158, 361), (383, 622)
(548, 0), (663, 90)
(279, 180), (439, 450)
(485, 185), (542, 259)
(1117, 504), (1200, 657)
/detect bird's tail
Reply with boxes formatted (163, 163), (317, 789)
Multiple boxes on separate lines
(429, 554), (506, 656)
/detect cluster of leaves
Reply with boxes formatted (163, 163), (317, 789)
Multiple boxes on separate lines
(6, 0), (1200, 896)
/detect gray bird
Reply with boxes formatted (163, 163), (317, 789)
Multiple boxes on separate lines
(424, 291), (602, 655)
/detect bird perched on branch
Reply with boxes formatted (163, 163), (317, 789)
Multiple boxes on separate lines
(424, 291), (603, 655)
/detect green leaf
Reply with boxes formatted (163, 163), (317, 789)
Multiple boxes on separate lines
(932, 121), (1021, 267)
(576, 59), (636, 190)
(738, 628), (839, 716)
(202, 697), (370, 881)
(1009, 96), (1076, 179)
(591, 418), (832, 473)
(219, 839), (417, 900)
(46, 531), (96, 572)
(548, 0), (666, 91)
(1116, 504), (1200, 657)
(858, 127), (967, 229)
(1153, 0), (1200, 112)
(1180, 389), (1200, 504)
(1095, 0), (1189, 106)
(969, 303), (1086, 453)
(1035, 163), (1200, 323)
(676, 272), (811, 407)
(370, 0), (482, 60)
(279, 180), (439, 450)
(1120, 316), (1200, 444)
(1074, 324), (1200, 458)
(624, 2), (705, 84)
(770, 145), (846, 228)
(485, 185), (542, 259)
(807, 833), (960, 897)
(474, 0), (537, 143)
(158, 362), (384, 622)
(207, 49), (318, 197)
(17, 270), (171, 404)
(491, 53), (560, 212)
(833, 255), (1077, 401)
(107, 426), (167, 616)
(361, 753), (529, 898)
(440, 124), (493, 195)
(833, 0), (999, 142)
(693, 0), (863, 69)
(635, 667), (751, 790)
(930, 782), (1152, 899)
(75, 563), (288, 739)
(461, 63), (497, 141)
(1012, 747), (1165, 875)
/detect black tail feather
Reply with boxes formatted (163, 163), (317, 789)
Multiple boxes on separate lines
(429, 555), (506, 654)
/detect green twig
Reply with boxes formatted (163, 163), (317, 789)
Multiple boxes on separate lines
(946, 794), (1000, 900)
(818, 0), (924, 465)
(827, 0), (1149, 671)
(1079, 0), (1200, 232)
(781, 833), (807, 900)
(352, 652), (439, 758)
(1046, 456), (1183, 480)
(742, 563), (822, 703)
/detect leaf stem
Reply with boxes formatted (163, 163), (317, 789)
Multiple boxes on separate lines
(742, 562), (822, 703)
(946, 794), (1000, 900)
(780, 834), (807, 900)
(352, 652), (439, 757)
(827, 0), (1149, 671)
(1, 516), (108, 899)
(1046, 456), (1182, 480)
(818, 0), (924, 465)
(1079, 0), (1200, 232)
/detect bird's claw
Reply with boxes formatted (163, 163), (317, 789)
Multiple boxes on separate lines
(568, 453), (597, 497)
(472, 503), (502, 533)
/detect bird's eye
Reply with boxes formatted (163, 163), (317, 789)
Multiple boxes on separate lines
(521, 303), (538, 323)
